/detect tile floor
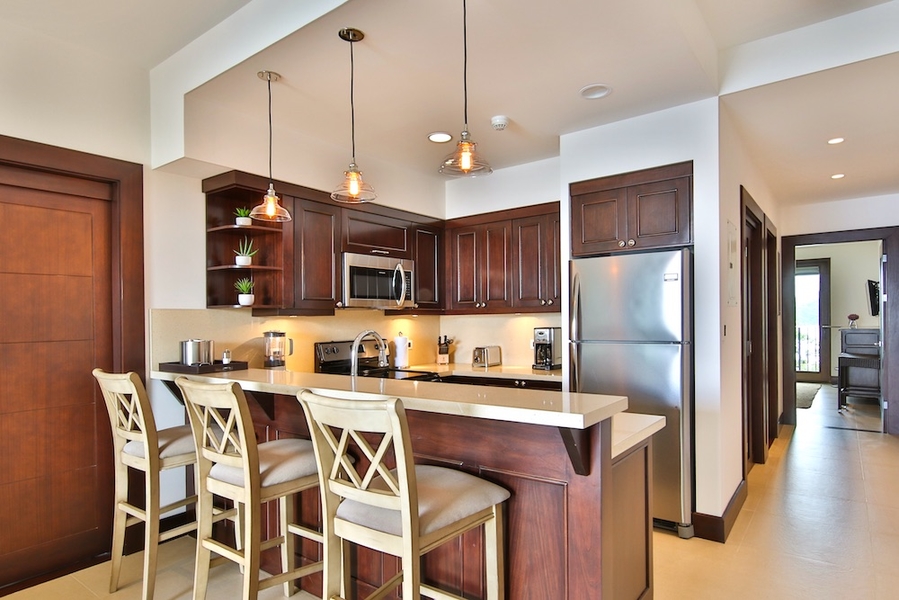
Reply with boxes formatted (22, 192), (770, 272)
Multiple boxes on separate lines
(7, 384), (898, 599)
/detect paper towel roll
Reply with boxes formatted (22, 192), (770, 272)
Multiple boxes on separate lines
(394, 333), (409, 368)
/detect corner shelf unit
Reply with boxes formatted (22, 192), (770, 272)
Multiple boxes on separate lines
(205, 179), (284, 309)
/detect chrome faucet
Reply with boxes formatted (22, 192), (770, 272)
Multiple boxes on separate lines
(350, 330), (388, 376)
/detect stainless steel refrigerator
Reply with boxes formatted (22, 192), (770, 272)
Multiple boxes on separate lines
(570, 248), (694, 538)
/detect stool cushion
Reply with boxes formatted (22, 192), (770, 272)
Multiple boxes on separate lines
(336, 465), (510, 537)
(123, 424), (195, 459)
(210, 438), (317, 488)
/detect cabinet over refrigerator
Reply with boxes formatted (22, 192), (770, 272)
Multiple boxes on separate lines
(570, 248), (694, 538)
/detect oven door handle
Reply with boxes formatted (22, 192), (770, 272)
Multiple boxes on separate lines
(393, 263), (406, 306)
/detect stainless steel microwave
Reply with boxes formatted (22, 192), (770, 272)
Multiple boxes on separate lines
(341, 252), (415, 309)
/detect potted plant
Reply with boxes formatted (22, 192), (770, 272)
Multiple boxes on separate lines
(235, 277), (255, 306)
(234, 236), (258, 266)
(234, 207), (252, 226)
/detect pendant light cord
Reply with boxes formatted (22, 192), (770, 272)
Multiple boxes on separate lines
(350, 39), (357, 163)
(267, 74), (274, 184)
(463, 0), (468, 130)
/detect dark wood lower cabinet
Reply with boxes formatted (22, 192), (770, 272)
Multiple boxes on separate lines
(611, 439), (654, 600)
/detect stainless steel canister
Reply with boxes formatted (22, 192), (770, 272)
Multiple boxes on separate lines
(181, 339), (214, 365)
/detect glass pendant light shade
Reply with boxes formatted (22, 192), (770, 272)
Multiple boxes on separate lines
(250, 183), (291, 221)
(251, 70), (291, 222)
(331, 163), (377, 203)
(332, 28), (377, 204)
(439, 129), (492, 176)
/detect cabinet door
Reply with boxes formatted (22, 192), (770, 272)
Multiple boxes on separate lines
(450, 226), (480, 310)
(481, 220), (512, 309)
(294, 198), (341, 311)
(626, 176), (691, 249)
(512, 214), (560, 311)
(412, 226), (443, 309)
(571, 187), (628, 256)
(342, 210), (412, 259)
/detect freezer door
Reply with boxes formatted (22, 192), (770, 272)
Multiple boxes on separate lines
(572, 341), (692, 526)
(570, 249), (688, 343)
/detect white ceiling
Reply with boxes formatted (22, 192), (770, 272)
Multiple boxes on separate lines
(4, 0), (897, 208)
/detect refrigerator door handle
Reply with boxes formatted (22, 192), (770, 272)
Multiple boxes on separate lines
(570, 265), (580, 341)
(570, 342), (579, 392)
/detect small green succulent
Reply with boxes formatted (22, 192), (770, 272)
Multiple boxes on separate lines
(234, 277), (255, 294)
(234, 206), (252, 218)
(234, 236), (259, 257)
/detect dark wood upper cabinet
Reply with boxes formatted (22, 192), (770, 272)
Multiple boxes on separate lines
(411, 225), (443, 309)
(448, 221), (513, 312)
(571, 161), (692, 257)
(342, 210), (412, 259)
(289, 197), (341, 314)
(512, 207), (561, 311)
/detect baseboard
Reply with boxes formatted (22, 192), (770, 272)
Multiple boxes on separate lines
(691, 479), (748, 543)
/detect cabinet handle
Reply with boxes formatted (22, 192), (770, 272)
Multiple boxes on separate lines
(627, 239), (636, 247)
(618, 240), (626, 248)
(547, 299), (554, 305)
(370, 249), (390, 255)
(540, 299), (546, 306)
(520, 380), (527, 387)
(336, 301), (343, 308)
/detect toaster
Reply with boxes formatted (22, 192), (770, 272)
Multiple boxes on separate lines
(472, 346), (502, 367)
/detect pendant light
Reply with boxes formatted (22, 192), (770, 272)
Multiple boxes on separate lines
(439, 0), (492, 177)
(331, 28), (377, 203)
(250, 70), (291, 221)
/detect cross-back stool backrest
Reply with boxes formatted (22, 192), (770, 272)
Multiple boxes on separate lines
(92, 369), (158, 465)
(175, 377), (259, 494)
(298, 390), (419, 539)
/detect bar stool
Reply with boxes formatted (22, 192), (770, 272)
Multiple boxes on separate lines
(92, 368), (200, 600)
(297, 389), (510, 600)
(175, 377), (323, 600)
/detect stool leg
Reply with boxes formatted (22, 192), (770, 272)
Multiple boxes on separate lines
(243, 500), (261, 600)
(280, 495), (297, 596)
(192, 487), (214, 600)
(401, 536), (420, 599)
(109, 459), (129, 593)
(484, 504), (505, 600)
(142, 468), (161, 600)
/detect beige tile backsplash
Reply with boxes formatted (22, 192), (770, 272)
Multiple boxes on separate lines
(149, 309), (562, 372)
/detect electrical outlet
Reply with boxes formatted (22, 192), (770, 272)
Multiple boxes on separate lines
(407, 340), (413, 349)
(530, 339), (535, 349)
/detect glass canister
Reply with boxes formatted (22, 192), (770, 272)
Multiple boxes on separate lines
(263, 331), (293, 368)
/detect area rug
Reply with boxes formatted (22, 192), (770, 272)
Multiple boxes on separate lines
(796, 382), (821, 409)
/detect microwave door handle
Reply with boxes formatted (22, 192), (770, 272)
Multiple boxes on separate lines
(394, 263), (406, 306)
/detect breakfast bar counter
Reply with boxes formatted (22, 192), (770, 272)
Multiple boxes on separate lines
(152, 368), (661, 599)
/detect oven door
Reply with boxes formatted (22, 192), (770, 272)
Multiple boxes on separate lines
(342, 253), (415, 309)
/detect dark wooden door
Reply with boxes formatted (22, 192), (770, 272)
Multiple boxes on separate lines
(411, 226), (443, 309)
(570, 187), (627, 256)
(627, 176), (692, 249)
(511, 213), (560, 311)
(449, 225), (481, 310)
(0, 135), (143, 593)
(293, 198), (341, 312)
(0, 170), (115, 585)
(480, 220), (512, 310)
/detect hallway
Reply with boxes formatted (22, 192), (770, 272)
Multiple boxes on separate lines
(654, 384), (899, 599)
(6, 385), (899, 599)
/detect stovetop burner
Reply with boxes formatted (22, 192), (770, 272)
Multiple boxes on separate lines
(313, 340), (439, 381)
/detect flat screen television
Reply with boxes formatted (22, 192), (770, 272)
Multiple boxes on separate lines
(867, 279), (880, 317)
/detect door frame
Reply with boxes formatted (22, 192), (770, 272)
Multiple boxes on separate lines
(782, 227), (898, 434)
(794, 258), (832, 383)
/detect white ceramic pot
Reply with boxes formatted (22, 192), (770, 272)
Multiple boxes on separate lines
(235, 255), (252, 266)
(238, 293), (255, 306)
(235, 216), (252, 226)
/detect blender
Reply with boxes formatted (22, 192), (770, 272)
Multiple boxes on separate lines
(263, 331), (293, 369)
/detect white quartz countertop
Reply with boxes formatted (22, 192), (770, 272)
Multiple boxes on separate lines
(611, 413), (666, 459)
(151, 367), (625, 430)
(410, 363), (562, 381)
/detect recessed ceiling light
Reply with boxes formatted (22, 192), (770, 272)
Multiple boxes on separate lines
(827, 137), (844, 145)
(831, 173), (845, 179)
(428, 132), (452, 143)
(579, 84), (612, 99)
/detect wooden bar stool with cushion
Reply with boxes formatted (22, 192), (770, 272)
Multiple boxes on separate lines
(175, 376), (323, 600)
(297, 389), (510, 600)
(92, 368), (200, 600)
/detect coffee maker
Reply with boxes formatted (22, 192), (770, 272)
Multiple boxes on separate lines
(533, 327), (562, 370)
(263, 331), (293, 369)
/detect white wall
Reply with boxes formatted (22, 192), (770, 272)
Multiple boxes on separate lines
(445, 157), (561, 219)
(780, 193), (899, 237)
(559, 98), (735, 517)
